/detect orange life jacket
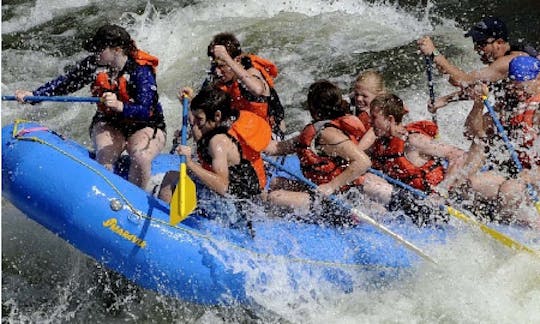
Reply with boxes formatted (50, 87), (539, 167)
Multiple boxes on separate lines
(371, 120), (445, 192)
(297, 115), (368, 187)
(218, 54), (278, 120)
(507, 93), (540, 168)
(199, 110), (272, 190)
(91, 50), (159, 115)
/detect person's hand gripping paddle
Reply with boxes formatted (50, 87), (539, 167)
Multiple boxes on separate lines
(170, 95), (197, 225)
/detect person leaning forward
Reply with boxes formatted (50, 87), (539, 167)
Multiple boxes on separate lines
(15, 24), (166, 190)
(417, 16), (534, 112)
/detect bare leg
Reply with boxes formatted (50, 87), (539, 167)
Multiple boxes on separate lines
(362, 173), (393, 205)
(126, 127), (166, 189)
(158, 171), (179, 203)
(91, 122), (126, 171)
(468, 170), (506, 200)
(267, 189), (311, 212)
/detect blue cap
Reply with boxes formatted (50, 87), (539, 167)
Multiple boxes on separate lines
(464, 17), (508, 44)
(509, 56), (540, 82)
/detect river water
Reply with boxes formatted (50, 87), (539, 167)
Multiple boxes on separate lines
(2, 0), (540, 322)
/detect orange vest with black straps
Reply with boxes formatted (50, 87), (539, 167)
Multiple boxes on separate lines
(218, 54), (278, 120)
(507, 94), (540, 168)
(297, 115), (368, 187)
(371, 120), (445, 192)
(199, 110), (272, 190)
(91, 50), (159, 115)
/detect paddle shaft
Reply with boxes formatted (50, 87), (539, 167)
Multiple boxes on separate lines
(483, 98), (540, 213)
(368, 167), (539, 255)
(425, 56), (437, 123)
(263, 156), (437, 264)
(2, 95), (101, 103)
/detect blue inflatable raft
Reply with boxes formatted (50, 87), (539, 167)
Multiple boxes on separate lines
(2, 120), (448, 306)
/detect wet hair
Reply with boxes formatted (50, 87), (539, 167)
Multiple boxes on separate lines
(355, 70), (386, 95)
(207, 32), (242, 59)
(370, 93), (407, 123)
(307, 80), (349, 121)
(83, 24), (137, 55)
(190, 86), (234, 121)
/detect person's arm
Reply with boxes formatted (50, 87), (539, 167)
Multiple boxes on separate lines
(120, 65), (161, 120)
(357, 127), (376, 151)
(464, 97), (490, 139)
(438, 138), (487, 192)
(317, 127), (371, 195)
(213, 45), (269, 96)
(417, 36), (509, 86)
(15, 55), (97, 102)
(178, 134), (232, 196)
(264, 135), (299, 155)
(428, 90), (469, 112)
(408, 133), (466, 184)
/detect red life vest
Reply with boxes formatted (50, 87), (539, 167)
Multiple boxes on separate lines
(218, 54), (278, 120)
(507, 94), (540, 168)
(91, 50), (159, 115)
(371, 120), (445, 192)
(356, 110), (372, 130)
(199, 110), (272, 190)
(297, 115), (368, 187)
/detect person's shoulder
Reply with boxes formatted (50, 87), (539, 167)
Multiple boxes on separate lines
(492, 52), (526, 72)
(209, 133), (235, 149)
(500, 51), (527, 62)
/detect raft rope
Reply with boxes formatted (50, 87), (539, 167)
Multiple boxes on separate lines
(10, 119), (413, 271)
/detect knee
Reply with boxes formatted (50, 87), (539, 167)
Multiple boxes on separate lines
(498, 180), (524, 206)
(128, 149), (155, 167)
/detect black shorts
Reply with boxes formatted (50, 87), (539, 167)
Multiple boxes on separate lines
(90, 112), (166, 139)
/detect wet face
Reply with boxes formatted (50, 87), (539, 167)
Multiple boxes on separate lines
(474, 38), (496, 64)
(190, 109), (216, 140)
(353, 82), (377, 111)
(213, 60), (235, 84)
(96, 47), (117, 66)
(370, 108), (392, 137)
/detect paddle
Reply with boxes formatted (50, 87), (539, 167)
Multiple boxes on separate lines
(169, 96), (197, 225)
(368, 168), (539, 256)
(424, 56), (437, 123)
(483, 97), (540, 215)
(2, 95), (101, 103)
(263, 156), (437, 264)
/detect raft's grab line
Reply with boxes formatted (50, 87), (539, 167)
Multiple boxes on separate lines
(9, 120), (397, 270)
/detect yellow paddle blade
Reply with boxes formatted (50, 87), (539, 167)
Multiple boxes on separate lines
(169, 163), (197, 225)
(446, 205), (539, 257)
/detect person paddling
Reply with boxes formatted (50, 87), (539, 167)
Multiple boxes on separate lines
(368, 93), (467, 225)
(417, 16), (534, 113)
(453, 56), (540, 225)
(14, 24), (166, 190)
(159, 86), (271, 228)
